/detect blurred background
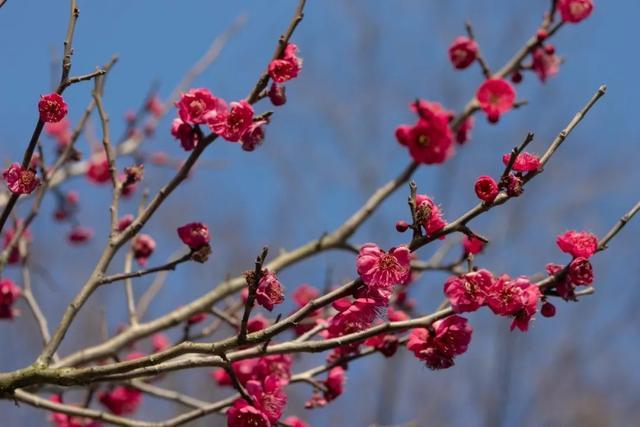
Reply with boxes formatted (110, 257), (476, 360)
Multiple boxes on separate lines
(0, 0), (639, 426)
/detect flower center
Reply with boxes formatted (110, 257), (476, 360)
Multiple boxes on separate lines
(189, 99), (205, 116)
(417, 134), (430, 146)
(488, 93), (502, 106)
(378, 254), (398, 271)
(570, 3), (585, 15)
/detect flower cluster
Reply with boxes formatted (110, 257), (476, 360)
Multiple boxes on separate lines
(267, 43), (303, 107)
(547, 230), (598, 299)
(407, 315), (473, 370)
(172, 88), (267, 151)
(98, 386), (142, 416)
(443, 269), (542, 331)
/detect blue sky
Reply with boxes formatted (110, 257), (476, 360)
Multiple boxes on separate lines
(1, 1), (639, 426)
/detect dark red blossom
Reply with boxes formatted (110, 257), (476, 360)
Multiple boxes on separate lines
(39, 93), (68, 123)
(177, 222), (210, 250)
(86, 154), (111, 184)
(407, 315), (473, 370)
(0, 278), (21, 320)
(170, 118), (199, 151)
(241, 119), (268, 152)
(3, 223), (32, 264)
(132, 234), (156, 266)
(541, 301), (556, 318)
(268, 83), (287, 106)
(474, 175), (499, 203)
(568, 257), (594, 285)
(256, 270), (284, 311)
(456, 116), (474, 144)
(98, 386), (142, 415)
(557, 0), (594, 23)
(67, 225), (93, 244)
(448, 36), (478, 69)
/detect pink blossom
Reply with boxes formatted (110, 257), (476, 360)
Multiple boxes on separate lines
(268, 83), (287, 106)
(282, 417), (309, 427)
(415, 194), (448, 236)
(228, 376), (287, 426)
(325, 298), (378, 353)
(305, 367), (346, 408)
(151, 333), (170, 353)
(227, 400), (271, 427)
(268, 43), (303, 83)
(486, 274), (541, 331)
(364, 333), (400, 357)
(292, 284), (319, 306)
(145, 95), (163, 117)
(45, 117), (72, 147)
(49, 395), (102, 427)
(476, 78), (516, 123)
(3, 223), (32, 264)
(556, 230), (598, 258)
(254, 355), (292, 386)
(456, 116), (474, 144)
(208, 100), (254, 142)
(509, 279), (541, 332)
(3, 163), (40, 195)
(448, 36), (478, 69)
(247, 314), (270, 333)
(132, 234), (155, 266)
(117, 214), (134, 232)
(0, 278), (21, 320)
(68, 225), (93, 244)
(39, 93), (68, 123)
(462, 235), (485, 256)
(395, 101), (454, 165)
(356, 243), (411, 289)
(502, 151), (541, 172)
(568, 257), (594, 285)
(241, 119), (268, 152)
(444, 269), (494, 313)
(98, 386), (142, 415)
(532, 46), (561, 82)
(86, 154), (111, 184)
(177, 222), (210, 250)
(557, 0), (594, 23)
(256, 270), (285, 311)
(407, 315), (473, 370)
(175, 88), (225, 125)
